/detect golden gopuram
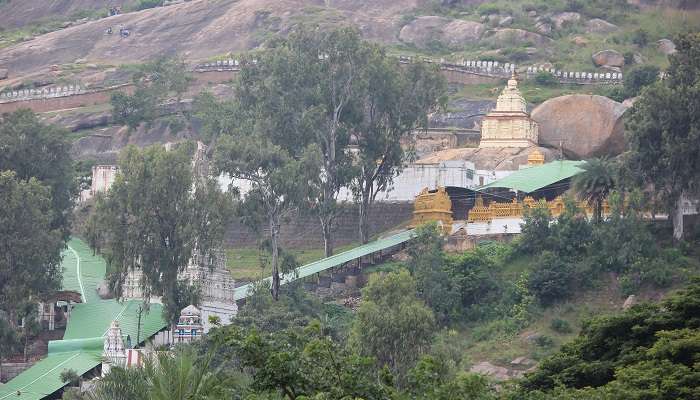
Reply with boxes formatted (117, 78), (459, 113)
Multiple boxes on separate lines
(411, 187), (453, 234)
(527, 149), (545, 166)
(467, 196), (610, 222)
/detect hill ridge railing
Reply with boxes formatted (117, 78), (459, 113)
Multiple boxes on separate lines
(0, 56), (622, 105)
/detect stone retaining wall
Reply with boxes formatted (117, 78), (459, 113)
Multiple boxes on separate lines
(0, 362), (35, 383)
(226, 202), (414, 249)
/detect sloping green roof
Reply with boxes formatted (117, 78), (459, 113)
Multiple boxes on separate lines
(478, 160), (585, 193)
(64, 300), (165, 342)
(1, 238), (167, 400)
(234, 230), (415, 301)
(62, 238), (107, 304)
(0, 350), (102, 400)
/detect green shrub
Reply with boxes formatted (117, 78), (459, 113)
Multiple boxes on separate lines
(476, 3), (501, 16)
(597, 85), (626, 102)
(534, 71), (557, 86)
(534, 335), (555, 348)
(632, 29), (650, 47)
(623, 65), (660, 97)
(131, 0), (162, 11)
(550, 318), (573, 334)
(528, 251), (577, 305)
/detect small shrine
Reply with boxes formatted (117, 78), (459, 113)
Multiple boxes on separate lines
(527, 149), (545, 166)
(174, 305), (204, 344)
(411, 186), (453, 234)
(102, 321), (127, 376)
(479, 73), (539, 148)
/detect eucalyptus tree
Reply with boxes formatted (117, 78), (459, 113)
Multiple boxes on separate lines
(0, 171), (63, 327)
(351, 54), (446, 243)
(0, 109), (75, 239)
(211, 48), (315, 300)
(91, 143), (232, 323)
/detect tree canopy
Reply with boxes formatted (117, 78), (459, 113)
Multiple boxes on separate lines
(90, 143), (232, 323)
(0, 109), (75, 238)
(623, 32), (700, 240)
(0, 171), (63, 323)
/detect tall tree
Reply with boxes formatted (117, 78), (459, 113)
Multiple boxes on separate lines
(350, 270), (435, 385)
(351, 56), (446, 243)
(206, 41), (322, 300)
(91, 143), (231, 323)
(0, 171), (63, 325)
(0, 109), (75, 238)
(572, 158), (616, 223)
(624, 32), (700, 240)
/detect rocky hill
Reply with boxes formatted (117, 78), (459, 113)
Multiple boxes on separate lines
(0, 0), (697, 163)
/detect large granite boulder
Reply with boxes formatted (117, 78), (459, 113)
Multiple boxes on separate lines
(399, 16), (484, 49)
(487, 28), (552, 46)
(532, 95), (630, 158)
(551, 12), (581, 29)
(592, 49), (625, 68)
(657, 39), (677, 55)
(585, 18), (619, 33)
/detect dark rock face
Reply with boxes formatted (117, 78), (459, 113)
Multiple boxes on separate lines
(430, 99), (495, 129)
(0, 68), (8, 80)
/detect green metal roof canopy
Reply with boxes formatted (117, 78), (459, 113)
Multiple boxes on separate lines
(477, 160), (585, 193)
(234, 229), (415, 301)
(0, 239), (168, 400)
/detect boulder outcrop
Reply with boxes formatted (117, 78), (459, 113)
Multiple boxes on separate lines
(551, 12), (581, 29)
(399, 16), (484, 48)
(592, 49), (625, 68)
(585, 18), (619, 33)
(657, 39), (677, 55)
(487, 28), (552, 46)
(532, 95), (629, 158)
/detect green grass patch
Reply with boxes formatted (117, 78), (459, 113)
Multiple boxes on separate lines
(227, 242), (359, 282)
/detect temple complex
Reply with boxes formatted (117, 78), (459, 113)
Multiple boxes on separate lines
(478, 73), (539, 148)
(122, 249), (238, 332)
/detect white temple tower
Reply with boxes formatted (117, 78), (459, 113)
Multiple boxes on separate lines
(479, 73), (539, 148)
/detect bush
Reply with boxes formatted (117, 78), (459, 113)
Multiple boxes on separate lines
(528, 251), (577, 305)
(631, 29), (650, 47)
(623, 65), (659, 97)
(534, 335), (555, 348)
(597, 85), (626, 102)
(534, 71), (557, 86)
(132, 0), (162, 11)
(550, 318), (573, 334)
(476, 3), (501, 15)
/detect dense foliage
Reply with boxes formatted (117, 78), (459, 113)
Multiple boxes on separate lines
(520, 278), (700, 399)
(88, 143), (232, 323)
(623, 32), (700, 240)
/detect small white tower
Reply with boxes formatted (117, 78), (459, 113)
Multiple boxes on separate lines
(102, 320), (127, 376)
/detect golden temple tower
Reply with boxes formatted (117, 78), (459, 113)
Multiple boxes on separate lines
(411, 187), (453, 234)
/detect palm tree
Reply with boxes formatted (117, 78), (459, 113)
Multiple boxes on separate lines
(90, 348), (225, 400)
(572, 158), (616, 223)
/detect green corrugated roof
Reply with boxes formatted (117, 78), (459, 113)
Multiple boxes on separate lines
(1, 238), (167, 400)
(478, 160), (585, 193)
(64, 300), (165, 342)
(0, 351), (102, 400)
(234, 230), (415, 300)
(62, 238), (107, 304)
